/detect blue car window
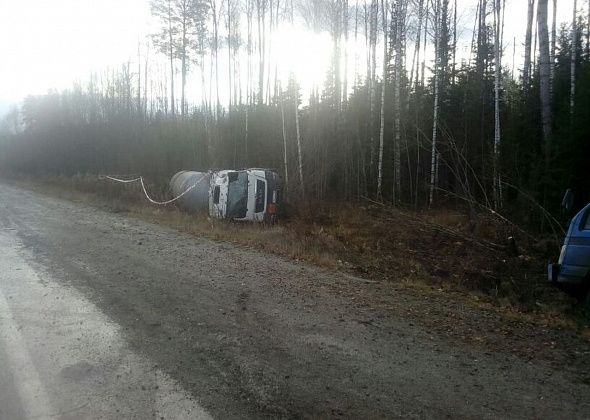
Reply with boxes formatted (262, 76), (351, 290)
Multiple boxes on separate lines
(584, 211), (590, 230)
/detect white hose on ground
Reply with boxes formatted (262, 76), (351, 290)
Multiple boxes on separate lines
(100, 173), (208, 206)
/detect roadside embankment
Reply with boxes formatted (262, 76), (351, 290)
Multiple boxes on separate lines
(6, 174), (588, 328)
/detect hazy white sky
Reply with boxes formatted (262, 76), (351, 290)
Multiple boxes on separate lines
(0, 0), (579, 115)
(0, 0), (151, 111)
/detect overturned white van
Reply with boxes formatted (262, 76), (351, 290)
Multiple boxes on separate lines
(170, 169), (281, 222)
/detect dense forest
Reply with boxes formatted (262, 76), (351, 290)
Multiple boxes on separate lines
(0, 0), (588, 226)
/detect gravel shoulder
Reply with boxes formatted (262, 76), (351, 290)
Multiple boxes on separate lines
(1, 183), (589, 419)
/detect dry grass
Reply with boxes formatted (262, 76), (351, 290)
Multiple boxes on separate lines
(7, 174), (588, 329)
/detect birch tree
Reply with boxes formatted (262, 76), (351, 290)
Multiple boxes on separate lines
(280, 83), (289, 189)
(293, 84), (305, 198)
(369, 0), (378, 171)
(429, 0), (441, 206)
(342, 0), (350, 107)
(537, 0), (552, 150)
(493, 0), (503, 209)
(226, 0), (233, 110)
(376, 0), (388, 198)
(392, 0), (406, 203)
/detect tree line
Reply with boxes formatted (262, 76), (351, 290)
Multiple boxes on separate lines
(0, 0), (589, 225)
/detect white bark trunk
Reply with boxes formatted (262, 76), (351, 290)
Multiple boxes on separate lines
(537, 0), (552, 148)
(295, 102), (305, 198)
(168, 1), (175, 117)
(377, 0), (388, 198)
(227, 0), (232, 111)
(369, 0), (378, 170)
(393, 1), (403, 203)
(343, 0), (349, 106)
(211, 0), (220, 119)
(429, 0), (441, 207)
(493, 0), (503, 209)
(280, 86), (289, 189)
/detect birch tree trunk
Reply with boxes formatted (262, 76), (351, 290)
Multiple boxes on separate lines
(393, 0), (404, 203)
(280, 85), (289, 189)
(537, 0), (552, 151)
(210, 0), (220, 119)
(493, 0), (503, 209)
(523, 0), (535, 86)
(377, 0), (388, 198)
(144, 43), (149, 118)
(227, 0), (232, 111)
(332, 2), (342, 109)
(266, 0), (273, 104)
(369, 0), (378, 172)
(181, 45), (187, 118)
(429, 0), (440, 207)
(137, 42), (142, 116)
(167, 1), (176, 117)
(295, 101), (305, 199)
(343, 0), (349, 107)
(246, 0), (251, 104)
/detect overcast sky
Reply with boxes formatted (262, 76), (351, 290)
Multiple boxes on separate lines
(0, 0), (578, 115)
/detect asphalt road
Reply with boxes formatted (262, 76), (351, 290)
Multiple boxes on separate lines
(0, 183), (588, 419)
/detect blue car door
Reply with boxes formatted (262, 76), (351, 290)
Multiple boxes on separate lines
(562, 204), (590, 282)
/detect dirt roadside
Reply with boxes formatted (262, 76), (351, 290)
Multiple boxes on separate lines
(1, 182), (590, 418)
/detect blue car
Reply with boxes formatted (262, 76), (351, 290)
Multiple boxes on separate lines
(548, 202), (590, 303)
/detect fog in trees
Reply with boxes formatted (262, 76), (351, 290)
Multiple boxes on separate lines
(1, 0), (589, 227)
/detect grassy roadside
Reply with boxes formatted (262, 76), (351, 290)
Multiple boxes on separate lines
(6, 174), (589, 332)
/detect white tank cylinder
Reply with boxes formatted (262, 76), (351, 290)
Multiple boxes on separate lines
(170, 171), (211, 212)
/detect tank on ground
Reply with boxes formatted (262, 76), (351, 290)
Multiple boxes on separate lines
(170, 171), (211, 212)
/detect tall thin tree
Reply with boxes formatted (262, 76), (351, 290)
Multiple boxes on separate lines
(377, 0), (388, 198)
(571, 0), (578, 120)
(493, 0), (503, 209)
(429, 0), (441, 206)
(150, 0), (177, 116)
(523, 0), (535, 86)
(537, 0), (552, 152)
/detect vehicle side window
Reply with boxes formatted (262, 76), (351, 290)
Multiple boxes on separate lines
(213, 186), (220, 204)
(583, 210), (590, 230)
(255, 180), (265, 213)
